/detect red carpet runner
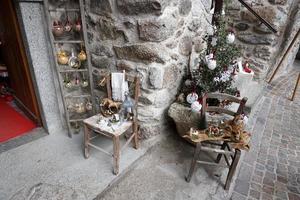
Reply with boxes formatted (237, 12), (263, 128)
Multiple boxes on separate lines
(0, 99), (36, 143)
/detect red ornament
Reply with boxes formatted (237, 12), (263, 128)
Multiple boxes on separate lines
(243, 61), (252, 73)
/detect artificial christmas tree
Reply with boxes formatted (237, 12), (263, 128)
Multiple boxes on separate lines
(181, 16), (241, 106)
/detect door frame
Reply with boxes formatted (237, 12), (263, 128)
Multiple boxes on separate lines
(12, 0), (49, 131)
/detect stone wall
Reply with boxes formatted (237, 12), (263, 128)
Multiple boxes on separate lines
(85, 0), (212, 138)
(227, 0), (298, 80)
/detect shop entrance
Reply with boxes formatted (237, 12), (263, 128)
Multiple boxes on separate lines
(0, 0), (42, 143)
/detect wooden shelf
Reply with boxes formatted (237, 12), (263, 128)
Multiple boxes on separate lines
(59, 69), (88, 73)
(65, 94), (91, 98)
(69, 119), (85, 122)
(49, 8), (80, 12)
(53, 40), (83, 44)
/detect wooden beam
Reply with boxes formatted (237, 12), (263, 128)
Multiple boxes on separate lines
(289, 72), (300, 101)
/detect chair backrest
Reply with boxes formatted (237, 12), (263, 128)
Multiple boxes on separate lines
(201, 93), (248, 118)
(105, 72), (140, 110)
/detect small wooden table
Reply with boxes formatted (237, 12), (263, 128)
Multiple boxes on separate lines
(83, 114), (138, 175)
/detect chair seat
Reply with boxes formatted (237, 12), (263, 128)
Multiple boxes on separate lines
(83, 114), (132, 136)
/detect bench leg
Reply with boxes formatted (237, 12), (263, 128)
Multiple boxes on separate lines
(224, 149), (241, 190)
(84, 124), (90, 159)
(133, 122), (139, 149)
(113, 136), (120, 175)
(186, 143), (202, 182)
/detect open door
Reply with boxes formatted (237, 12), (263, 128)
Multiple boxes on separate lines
(0, 0), (42, 125)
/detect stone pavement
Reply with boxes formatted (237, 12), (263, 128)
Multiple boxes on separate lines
(0, 128), (162, 200)
(232, 61), (300, 200)
(96, 62), (300, 200)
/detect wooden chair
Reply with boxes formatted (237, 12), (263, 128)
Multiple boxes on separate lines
(185, 93), (248, 190)
(83, 72), (140, 175)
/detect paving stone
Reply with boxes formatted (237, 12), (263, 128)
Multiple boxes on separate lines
(288, 192), (300, 200)
(261, 192), (274, 200)
(234, 180), (250, 196)
(231, 192), (247, 200)
(249, 189), (261, 199)
(263, 177), (275, 187)
(277, 175), (288, 184)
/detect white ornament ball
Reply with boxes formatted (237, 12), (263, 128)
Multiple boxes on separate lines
(226, 32), (235, 44)
(191, 101), (202, 112)
(207, 59), (217, 70)
(186, 92), (198, 104)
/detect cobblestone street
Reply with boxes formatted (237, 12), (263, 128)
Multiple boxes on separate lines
(96, 62), (300, 200)
(232, 61), (300, 200)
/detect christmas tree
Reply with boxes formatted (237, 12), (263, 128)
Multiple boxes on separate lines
(182, 15), (240, 105)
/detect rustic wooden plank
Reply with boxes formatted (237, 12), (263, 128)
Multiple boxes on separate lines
(88, 143), (113, 157)
(121, 132), (135, 152)
(186, 143), (202, 182)
(196, 160), (229, 168)
(206, 107), (236, 116)
(113, 136), (120, 175)
(84, 124), (90, 158)
(207, 93), (242, 103)
(225, 149), (241, 190)
(201, 146), (235, 155)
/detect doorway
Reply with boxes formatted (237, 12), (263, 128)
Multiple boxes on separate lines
(0, 0), (42, 143)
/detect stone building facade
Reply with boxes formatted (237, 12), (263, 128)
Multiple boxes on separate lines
(85, 0), (213, 138)
(227, 0), (300, 80)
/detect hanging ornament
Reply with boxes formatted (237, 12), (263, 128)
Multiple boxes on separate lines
(74, 16), (82, 32)
(186, 92), (198, 104)
(211, 37), (218, 46)
(78, 44), (87, 61)
(64, 74), (72, 88)
(57, 48), (69, 65)
(64, 13), (72, 33)
(81, 73), (89, 87)
(74, 75), (80, 85)
(52, 20), (64, 37)
(68, 48), (81, 69)
(191, 101), (202, 112)
(207, 59), (217, 70)
(86, 100), (93, 111)
(75, 102), (86, 113)
(226, 32), (235, 44)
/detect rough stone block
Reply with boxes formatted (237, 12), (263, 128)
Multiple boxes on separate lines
(179, 0), (192, 16)
(138, 13), (176, 42)
(149, 65), (164, 89)
(237, 33), (274, 45)
(241, 6), (276, 24)
(91, 54), (114, 69)
(90, 43), (114, 57)
(113, 44), (165, 64)
(254, 46), (272, 61)
(268, 0), (287, 5)
(116, 0), (165, 15)
(90, 0), (112, 16)
(235, 22), (249, 31)
(163, 64), (183, 89)
(97, 17), (127, 41)
(179, 36), (193, 55)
